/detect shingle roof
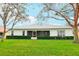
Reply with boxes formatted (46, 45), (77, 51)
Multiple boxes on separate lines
(13, 24), (72, 30)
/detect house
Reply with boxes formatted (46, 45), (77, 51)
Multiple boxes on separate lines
(0, 27), (5, 38)
(2, 24), (73, 39)
(0, 26), (9, 38)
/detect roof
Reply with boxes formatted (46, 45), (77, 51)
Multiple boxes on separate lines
(0, 25), (72, 32)
(13, 24), (72, 30)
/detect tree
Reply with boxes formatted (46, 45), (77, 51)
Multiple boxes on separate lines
(0, 3), (28, 41)
(37, 3), (79, 43)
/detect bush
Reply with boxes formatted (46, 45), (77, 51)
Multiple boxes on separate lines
(6, 36), (31, 39)
(6, 36), (74, 40)
(37, 36), (74, 40)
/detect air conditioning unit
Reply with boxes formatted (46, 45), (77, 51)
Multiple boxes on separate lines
(31, 37), (37, 40)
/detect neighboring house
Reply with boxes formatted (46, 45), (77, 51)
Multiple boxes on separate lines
(0, 27), (8, 38)
(0, 27), (4, 38)
(0, 24), (74, 39)
(5, 24), (73, 39)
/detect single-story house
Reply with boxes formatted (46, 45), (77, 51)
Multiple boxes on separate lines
(0, 24), (75, 39)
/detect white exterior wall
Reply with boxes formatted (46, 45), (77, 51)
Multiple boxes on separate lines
(25, 30), (27, 36)
(50, 30), (57, 36)
(6, 28), (73, 36)
(65, 29), (73, 36)
(7, 31), (11, 36)
(13, 30), (23, 36)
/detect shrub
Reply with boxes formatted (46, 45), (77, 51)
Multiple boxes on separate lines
(6, 36), (74, 40)
(6, 36), (31, 39)
(37, 36), (74, 40)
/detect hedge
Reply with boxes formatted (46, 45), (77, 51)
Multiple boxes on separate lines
(6, 36), (31, 39)
(37, 36), (74, 40)
(6, 36), (74, 40)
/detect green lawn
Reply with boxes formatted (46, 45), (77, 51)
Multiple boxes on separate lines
(0, 39), (79, 56)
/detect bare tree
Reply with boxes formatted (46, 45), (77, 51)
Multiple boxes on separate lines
(0, 3), (28, 41)
(37, 3), (79, 43)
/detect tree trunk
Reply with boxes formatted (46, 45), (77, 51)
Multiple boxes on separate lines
(1, 20), (6, 42)
(73, 4), (79, 43)
(73, 26), (79, 43)
(3, 33), (6, 39)
(1, 33), (6, 42)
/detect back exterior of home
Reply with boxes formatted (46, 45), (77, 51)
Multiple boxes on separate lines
(3, 24), (74, 39)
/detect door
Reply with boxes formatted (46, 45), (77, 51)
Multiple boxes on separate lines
(32, 31), (37, 37)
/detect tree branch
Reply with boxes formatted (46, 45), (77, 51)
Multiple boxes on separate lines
(49, 8), (73, 27)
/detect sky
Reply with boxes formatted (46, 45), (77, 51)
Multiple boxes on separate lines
(0, 3), (69, 27)
(21, 3), (66, 26)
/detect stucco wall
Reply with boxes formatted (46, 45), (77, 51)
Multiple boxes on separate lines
(7, 30), (27, 36)
(50, 30), (57, 36)
(6, 31), (11, 36)
(25, 30), (27, 36)
(6, 28), (73, 36)
(13, 30), (23, 36)
(50, 29), (73, 36)
(65, 29), (73, 36)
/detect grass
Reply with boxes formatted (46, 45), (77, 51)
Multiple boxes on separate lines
(0, 39), (79, 56)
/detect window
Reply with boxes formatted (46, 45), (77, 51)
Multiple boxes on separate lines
(11, 31), (14, 36)
(32, 31), (37, 37)
(27, 31), (50, 37)
(37, 31), (49, 37)
(23, 30), (25, 36)
(27, 31), (32, 36)
(58, 30), (65, 37)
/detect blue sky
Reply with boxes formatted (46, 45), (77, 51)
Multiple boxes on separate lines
(24, 3), (66, 25)
(26, 4), (43, 17)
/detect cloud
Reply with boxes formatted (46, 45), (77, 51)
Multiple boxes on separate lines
(27, 16), (37, 24)
(12, 16), (37, 28)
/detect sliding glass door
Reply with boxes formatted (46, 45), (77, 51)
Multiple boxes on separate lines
(27, 31), (50, 37)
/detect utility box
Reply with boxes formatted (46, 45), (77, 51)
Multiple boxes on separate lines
(31, 37), (37, 40)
